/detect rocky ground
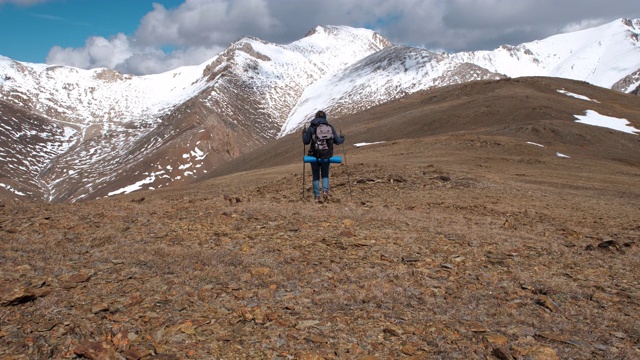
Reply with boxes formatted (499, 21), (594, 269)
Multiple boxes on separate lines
(1, 131), (639, 359)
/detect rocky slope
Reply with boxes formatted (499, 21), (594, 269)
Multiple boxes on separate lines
(0, 26), (392, 202)
(1, 77), (639, 359)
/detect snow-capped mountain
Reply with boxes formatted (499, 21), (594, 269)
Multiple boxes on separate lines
(280, 46), (504, 135)
(283, 18), (640, 134)
(0, 26), (390, 202)
(1, 19), (639, 202)
(450, 18), (640, 93)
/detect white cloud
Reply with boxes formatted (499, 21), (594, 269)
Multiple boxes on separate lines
(136, 0), (279, 47)
(47, 33), (134, 71)
(45, 0), (277, 75)
(560, 18), (608, 33)
(115, 45), (224, 76)
(41, 0), (640, 75)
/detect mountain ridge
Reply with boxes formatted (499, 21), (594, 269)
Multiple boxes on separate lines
(205, 76), (640, 181)
(1, 19), (639, 202)
(0, 25), (389, 202)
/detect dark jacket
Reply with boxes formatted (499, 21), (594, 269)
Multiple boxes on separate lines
(302, 117), (345, 146)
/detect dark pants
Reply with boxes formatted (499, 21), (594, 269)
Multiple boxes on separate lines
(310, 162), (330, 197)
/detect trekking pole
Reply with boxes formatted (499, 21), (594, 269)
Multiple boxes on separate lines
(302, 126), (307, 200)
(340, 130), (353, 200)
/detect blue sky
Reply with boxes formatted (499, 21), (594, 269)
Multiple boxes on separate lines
(0, 0), (638, 75)
(0, 0), (183, 63)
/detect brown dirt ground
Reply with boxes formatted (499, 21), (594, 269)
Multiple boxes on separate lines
(1, 77), (640, 359)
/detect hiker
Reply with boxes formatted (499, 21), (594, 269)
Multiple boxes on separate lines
(302, 110), (345, 202)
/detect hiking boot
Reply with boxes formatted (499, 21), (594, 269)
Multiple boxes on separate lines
(314, 195), (322, 203)
(322, 191), (329, 202)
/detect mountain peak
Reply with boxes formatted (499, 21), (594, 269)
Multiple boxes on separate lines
(621, 17), (640, 29)
(303, 24), (364, 37)
(1, 19), (639, 202)
(300, 25), (393, 50)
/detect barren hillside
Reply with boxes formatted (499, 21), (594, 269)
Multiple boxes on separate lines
(1, 77), (639, 359)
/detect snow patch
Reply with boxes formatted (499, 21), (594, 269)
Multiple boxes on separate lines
(574, 110), (639, 134)
(557, 89), (599, 102)
(354, 141), (386, 148)
(107, 176), (156, 196)
(0, 183), (26, 196)
(191, 146), (206, 160)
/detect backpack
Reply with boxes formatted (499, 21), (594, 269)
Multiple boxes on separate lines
(311, 123), (334, 159)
